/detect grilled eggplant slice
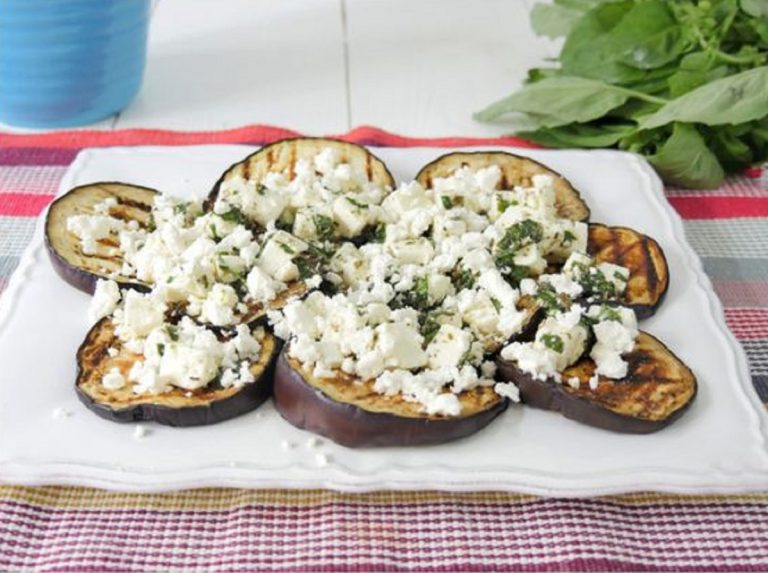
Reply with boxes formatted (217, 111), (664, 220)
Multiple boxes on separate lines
(496, 331), (696, 433)
(274, 349), (507, 447)
(205, 138), (396, 320)
(76, 318), (278, 426)
(588, 224), (669, 319)
(45, 182), (157, 294)
(415, 151), (590, 222)
(207, 137), (396, 211)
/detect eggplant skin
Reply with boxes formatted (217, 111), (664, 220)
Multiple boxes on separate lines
(414, 151), (590, 222)
(45, 182), (157, 294)
(588, 224), (670, 319)
(206, 137), (396, 211)
(75, 318), (278, 427)
(274, 350), (508, 448)
(495, 332), (697, 434)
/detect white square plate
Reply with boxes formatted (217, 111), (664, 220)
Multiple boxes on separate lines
(1, 145), (766, 496)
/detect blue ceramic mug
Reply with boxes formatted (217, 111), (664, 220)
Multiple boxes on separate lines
(0, 0), (150, 128)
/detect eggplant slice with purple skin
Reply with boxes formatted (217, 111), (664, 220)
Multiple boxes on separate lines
(588, 224), (669, 319)
(45, 182), (157, 294)
(414, 151), (591, 222)
(496, 331), (696, 433)
(76, 317), (278, 427)
(274, 349), (507, 447)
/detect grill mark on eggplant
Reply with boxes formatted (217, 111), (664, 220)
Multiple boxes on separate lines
(115, 198), (153, 213)
(96, 238), (119, 248)
(365, 154), (373, 180)
(640, 238), (659, 300)
(107, 210), (147, 225)
(242, 158), (251, 182)
(288, 145), (296, 180)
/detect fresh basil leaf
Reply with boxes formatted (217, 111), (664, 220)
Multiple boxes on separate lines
(640, 66), (768, 129)
(560, 1), (651, 84)
(513, 129), (569, 148)
(519, 122), (636, 147)
(531, 3), (583, 39)
(666, 52), (732, 97)
(647, 124), (725, 189)
(741, 0), (768, 18)
(474, 77), (631, 127)
(709, 127), (754, 171)
(612, 1), (689, 70)
(527, 67), (562, 83)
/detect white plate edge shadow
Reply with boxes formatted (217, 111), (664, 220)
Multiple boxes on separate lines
(0, 145), (766, 496)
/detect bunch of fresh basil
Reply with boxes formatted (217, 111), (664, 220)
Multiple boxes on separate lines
(474, 0), (768, 188)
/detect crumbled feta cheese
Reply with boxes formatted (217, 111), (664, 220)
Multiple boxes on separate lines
(494, 382), (520, 402)
(588, 306), (638, 379)
(102, 367), (125, 390)
(89, 279), (121, 323)
(426, 324), (471, 369)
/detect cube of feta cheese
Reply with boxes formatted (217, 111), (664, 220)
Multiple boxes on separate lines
(247, 266), (281, 302)
(89, 279), (121, 323)
(101, 367), (125, 390)
(596, 262), (630, 295)
(381, 181), (432, 219)
(333, 196), (370, 238)
(258, 231), (308, 282)
(459, 290), (499, 335)
(388, 238), (434, 265)
(117, 291), (166, 339)
(200, 283), (239, 326)
(222, 176), (287, 226)
(375, 323), (427, 369)
(158, 344), (221, 390)
(426, 324), (472, 369)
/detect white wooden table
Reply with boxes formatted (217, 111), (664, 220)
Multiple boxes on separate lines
(4, 0), (558, 136)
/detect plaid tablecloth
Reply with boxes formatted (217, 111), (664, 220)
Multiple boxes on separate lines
(1, 126), (767, 571)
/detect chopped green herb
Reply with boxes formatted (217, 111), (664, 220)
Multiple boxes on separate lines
(491, 297), (502, 312)
(494, 219), (543, 280)
(346, 196), (368, 209)
(563, 229), (577, 243)
(536, 282), (562, 314)
(218, 206), (247, 225)
(420, 311), (447, 344)
(497, 219), (544, 252)
(256, 184), (267, 195)
(452, 267), (476, 290)
(156, 343), (165, 356)
(313, 214), (335, 241)
(165, 325), (179, 341)
(541, 334), (564, 353)
(600, 306), (623, 322)
(579, 267), (618, 299)
(395, 276), (430, 311)
(173, 203), (187, 215)
(496, 196), (517, 213)
(278, 242), (296, 255)
(294, 242), (334, 280)
(441, 195), (454, 209)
